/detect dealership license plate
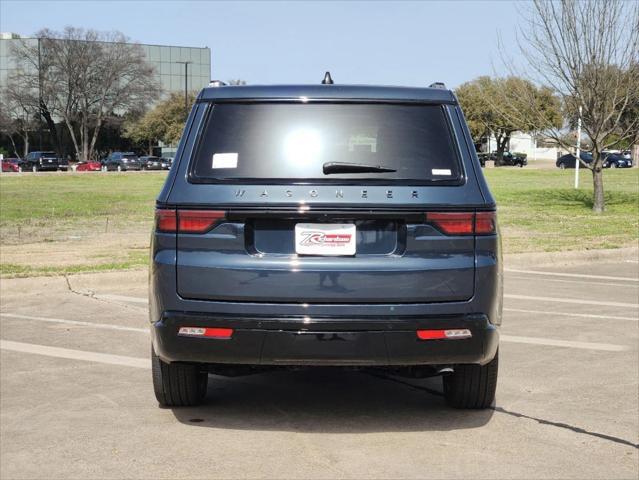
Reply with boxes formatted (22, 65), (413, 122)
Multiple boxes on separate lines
(295, 223), (356, 256)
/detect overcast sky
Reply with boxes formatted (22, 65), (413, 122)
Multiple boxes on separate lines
(1, 0), (522, 88)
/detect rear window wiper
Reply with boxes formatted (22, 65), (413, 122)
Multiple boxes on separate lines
(322, 162), (397, 175)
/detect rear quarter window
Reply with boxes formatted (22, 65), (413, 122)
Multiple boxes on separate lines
(189, 103), (463, 184)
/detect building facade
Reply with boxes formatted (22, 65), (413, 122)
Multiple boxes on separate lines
(0, 32), (211, 99)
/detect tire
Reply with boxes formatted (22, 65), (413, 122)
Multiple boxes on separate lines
(443, 351), (498, 409)
(558, 163), (565, 170)
(151, 348), (208, 407)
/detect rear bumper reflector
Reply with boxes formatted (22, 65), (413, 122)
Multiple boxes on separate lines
(417, 329), (472, 340)
(178, 327), (234, 339)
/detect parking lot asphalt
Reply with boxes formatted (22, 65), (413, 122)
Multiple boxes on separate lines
(1, 259), (637, 479)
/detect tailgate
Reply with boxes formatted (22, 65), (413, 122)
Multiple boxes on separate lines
(176, 209), (475, 303)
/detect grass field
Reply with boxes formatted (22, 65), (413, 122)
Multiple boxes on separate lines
(1, 168), (637, 276)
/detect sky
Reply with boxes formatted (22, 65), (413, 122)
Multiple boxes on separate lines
(1, 0), (522, 88)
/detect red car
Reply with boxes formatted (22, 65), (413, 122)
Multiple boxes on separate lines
(1, 158), (24, 172)
(75, 161), (102, 172)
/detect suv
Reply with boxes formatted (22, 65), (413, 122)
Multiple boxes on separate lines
(24, 151), (60, 172)
(103, 152), (141, 171)
(149, 81), (502, 409)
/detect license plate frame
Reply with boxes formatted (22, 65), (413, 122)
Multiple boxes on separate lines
(295, 223), (356, 256)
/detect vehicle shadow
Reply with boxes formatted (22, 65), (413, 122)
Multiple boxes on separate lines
(170, 368), (494, 433)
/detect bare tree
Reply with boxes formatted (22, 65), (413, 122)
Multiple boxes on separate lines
(10, 27), (161, 161)
(0, 85), (39, 158)
(506, 0), (639, 212)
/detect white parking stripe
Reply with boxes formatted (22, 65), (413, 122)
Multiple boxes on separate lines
(0, 313), (147, 332)
(505, 268), (638, 282)
(0, 340), (149, 369)
(501, 335), (628, 352)
(507, 275), (633, 288)
(505, 294), (638, 309)
(94, 294), (148, 304)
(504, 308), (638, 322)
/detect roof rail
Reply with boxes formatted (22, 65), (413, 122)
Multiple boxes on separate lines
(429, 82), (447, 89)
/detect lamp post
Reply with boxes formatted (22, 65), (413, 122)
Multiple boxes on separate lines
(174, 61), (192, 116)
(574, 105), (582, 189)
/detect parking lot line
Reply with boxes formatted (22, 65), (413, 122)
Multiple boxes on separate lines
(507, 275), (632, 288)
(0, 313), (147, 332)
(504, 268), (639, 282)
(503, 308), (638, 322)
(504, 294), (639, 309)
(0, 340), (149, 369)
(500, 335), (629, 352)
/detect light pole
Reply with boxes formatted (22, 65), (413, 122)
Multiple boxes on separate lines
(174, 61), (192, 116)
(574, 105), (582, 189)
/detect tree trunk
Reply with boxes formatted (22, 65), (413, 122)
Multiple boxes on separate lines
(495, 134), (510, 167)
(40, 102), (61, 155)
(22, 131), (29, 158)
(8, 134), (20, 159)
(591, 166), (605, 213)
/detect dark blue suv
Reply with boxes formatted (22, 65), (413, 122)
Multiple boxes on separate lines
(150, 80), (502, 409)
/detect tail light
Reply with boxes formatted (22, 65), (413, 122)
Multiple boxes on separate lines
(178, 327), (233, 339)
(155, 209), (226, 233)
(426, 211), (496, 235)
(417, 329), (472, 340)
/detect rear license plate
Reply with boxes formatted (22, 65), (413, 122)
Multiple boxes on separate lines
(295, 223), (356, 256)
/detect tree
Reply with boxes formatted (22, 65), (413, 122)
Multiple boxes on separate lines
(124, 91), (198, 150)
(10, 27), (160, 161)
(227, 79), (247, 86)
(508, 0), (639, 212)
(0, 86), (39, 158)
(456, 76), (562, 165)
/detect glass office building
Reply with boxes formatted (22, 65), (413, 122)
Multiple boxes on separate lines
(0, 33), (212, 99)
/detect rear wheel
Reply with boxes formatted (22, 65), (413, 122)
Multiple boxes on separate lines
(443, 351), (498, 409)
(151, 348), (208, 407)
(559, 163), (566, 170)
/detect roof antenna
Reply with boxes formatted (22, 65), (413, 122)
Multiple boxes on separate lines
(321, 71), (334, 85)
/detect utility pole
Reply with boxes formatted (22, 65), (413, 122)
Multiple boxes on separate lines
(38, 37), (43, 151)
(574, 105), (582, 189)
(174, 61), (192, 117)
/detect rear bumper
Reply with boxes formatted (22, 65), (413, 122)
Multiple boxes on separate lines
(152, 312), (499, 366)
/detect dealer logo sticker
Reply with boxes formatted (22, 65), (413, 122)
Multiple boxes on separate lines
(295, 224), (356, 256)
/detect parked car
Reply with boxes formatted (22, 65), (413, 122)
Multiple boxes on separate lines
(103, 152), (141, 171)
(602, 152), (632, 168)
(140, 156), (163, 170)
(498, 151), (527, 167)
(160, 157), (172, 170)
(1, 158), (24, 172)
(23, 151), (60, 172)
(149, 80), (502, 409)
(76, 161), (102, 172)
(556, 152), (593, 169)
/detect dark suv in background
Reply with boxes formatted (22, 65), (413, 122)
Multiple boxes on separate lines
(23, 151), (60, 172)
(149, 80), (502, 410)
(103, 152), (141, 171)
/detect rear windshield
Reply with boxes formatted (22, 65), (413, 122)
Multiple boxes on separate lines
(190, 103), (461, 183)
